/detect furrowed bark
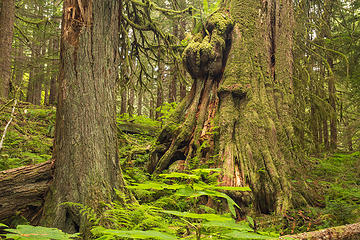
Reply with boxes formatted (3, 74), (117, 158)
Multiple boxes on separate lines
(0, 161), (53, 221)
(40, 1), (127, 236)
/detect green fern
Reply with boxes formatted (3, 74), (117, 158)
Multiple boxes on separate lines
(1, 225), (79, 240)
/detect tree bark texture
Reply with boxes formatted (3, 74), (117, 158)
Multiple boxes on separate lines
(128, 85), (135, 117)
(26, 43), (42, 105)
(14, 45), (25, 99)
(49, 38), (59, 106)
(40, 0), (126, 234)
(120, 87), (127, 114)
(0, 161), (53, 222)
(168, 24), (178, 104)
(156, 58), (164, 120)
(149, 0), (314, 214)
(137, 89), (143, 115)
(0, 0), (15, 99)
(280, 222), (360, 240)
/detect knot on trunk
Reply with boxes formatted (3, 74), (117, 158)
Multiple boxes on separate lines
(183, 13), (233, 80)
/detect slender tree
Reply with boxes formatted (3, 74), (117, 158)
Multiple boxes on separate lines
(40, 0), (126, 236)
(0, 0), (15, 99)
(49, 38), (59, 105)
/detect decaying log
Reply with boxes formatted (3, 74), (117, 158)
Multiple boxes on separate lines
(117, 122), (159, 136)
(280, 222), (360, 239)
(0, 161), (53, 221)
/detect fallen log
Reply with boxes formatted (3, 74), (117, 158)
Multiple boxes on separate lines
(280, 222), (360, 239)
(117, 121), (159, 136)
(0, 161), (53, 222)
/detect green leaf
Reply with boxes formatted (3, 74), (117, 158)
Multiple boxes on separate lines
(203, 0), (209, 14)
(91, 227), (177, 240)
(3, 225), (78, 240)
(246, 216), (255, 228)
(202, 219), (253, 232)
(127, 181), (186, 191)
(224, 230), (273, 239)
(175, 186), (197, 196)
(212, 186), (252, 192)
(209, 0), (221, 13)
(159, 172), (200, 180)
(161, 210), (231, 221)
(192, 189), (240, 217)
(192, 168), (221, 173)
(0, 223), (7, 227)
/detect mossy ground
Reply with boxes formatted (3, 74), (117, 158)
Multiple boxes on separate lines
(0, 101), (55, 171)
(1, 101), (358, 236)
(257, 151), (360, 235)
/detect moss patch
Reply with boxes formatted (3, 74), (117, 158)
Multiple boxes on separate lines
(0, 102), (55, 170)
(183, 12), (234, 80)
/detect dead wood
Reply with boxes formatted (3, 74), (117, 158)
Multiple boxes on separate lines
(117, 122), (159, 136)
(0, 161), (53, 221)
(280, 222), (360, 240)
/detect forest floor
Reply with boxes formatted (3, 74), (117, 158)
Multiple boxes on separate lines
(0, 101), (359, 238)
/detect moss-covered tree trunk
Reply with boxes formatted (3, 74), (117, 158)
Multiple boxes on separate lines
(40, 0), (126, 235)
(149, 0), (313, 214)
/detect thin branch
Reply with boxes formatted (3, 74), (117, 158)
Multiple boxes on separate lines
(0, 100), (18, 151)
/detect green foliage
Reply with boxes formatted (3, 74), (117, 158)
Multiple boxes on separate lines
(117, 113), (161, 129)
(191, 0), (222, 34)
(312, 152), (360, 226)
(273, 152), (360, 235)
(0, 103), (55, 171)
(91, 227), (177, 240)
(155, 102), (178, 123)
(1, 225), (78, 240)
(84, 170), (272, 240)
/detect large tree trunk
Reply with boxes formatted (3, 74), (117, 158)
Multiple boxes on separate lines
(40, 0), (126, 236)
(0, 161), (53, 222)
(0, 0), (15, 99)
(149, 0), (313, 214)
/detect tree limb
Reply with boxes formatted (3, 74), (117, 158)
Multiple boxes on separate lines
(0, 100), (17, 151)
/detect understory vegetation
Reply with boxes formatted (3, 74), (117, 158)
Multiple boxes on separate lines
(1, 102), (359, 239)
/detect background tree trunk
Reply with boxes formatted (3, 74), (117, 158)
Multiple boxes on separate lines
(156, 53), (164, 120)
(150, 0), (314, 215)
(137, 89), (143, 115)
(26, 43), (42, 105)
(49, 38), (59, 106)
(120, 87), (127, 115)
(14, 45), (25, 99)
(0, 0), (15, 99)
(40, 0), (126, 235)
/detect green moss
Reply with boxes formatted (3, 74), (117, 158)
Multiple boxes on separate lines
(207, 12), (234, 36)
(182, 11), (234, 79)
(0, 103), (55, 171)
